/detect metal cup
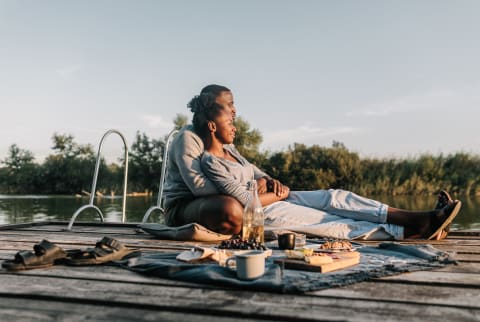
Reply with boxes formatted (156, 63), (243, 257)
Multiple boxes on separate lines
(278, 233), (296, 250)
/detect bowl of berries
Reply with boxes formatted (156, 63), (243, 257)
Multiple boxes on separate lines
(217, 238), (272, 257)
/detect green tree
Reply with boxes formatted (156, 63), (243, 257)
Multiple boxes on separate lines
(173, 113), (189, 130)
(1, 144), (39, 193)
(2, 144), (35, 171)
(128, 131), (165, 193)
(233, 116), (265, 165)
(263, 142), (361, 191)
(51, 133), (95, 158)
(41, 134), (97, 194)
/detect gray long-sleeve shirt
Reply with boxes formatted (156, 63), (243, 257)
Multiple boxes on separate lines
(163, 125), (268, 207)
(201, 145), (258, 206)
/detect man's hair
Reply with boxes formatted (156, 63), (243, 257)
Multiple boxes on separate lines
(186, 84), (231, 138)
(200, 84), (230, 97)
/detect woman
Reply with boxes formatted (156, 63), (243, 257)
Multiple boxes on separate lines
(189, 93), (461, 240)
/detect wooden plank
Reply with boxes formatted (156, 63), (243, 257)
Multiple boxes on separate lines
(375, 270), (480, 286)
(435, 262), (480, 274)
(312, 280), (480, 309)
(0, 266), (212, 290)
(0, 240), (192, 252)
(0, 234), (201, 251)
(0, 274), (478, 322)
(449, 230), (480, 237)
(0, 297), (269, 322)
(453, 254), (480, 262)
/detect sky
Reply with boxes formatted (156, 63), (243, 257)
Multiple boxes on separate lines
(1, 0), (480, 164)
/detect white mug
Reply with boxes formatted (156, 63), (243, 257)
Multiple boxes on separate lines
(225, 250), (265, 280)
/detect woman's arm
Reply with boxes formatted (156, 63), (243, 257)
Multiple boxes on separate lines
(201, 152), (290, 207)
(201, 153), (252, 206)
(258, 188), (290, 207)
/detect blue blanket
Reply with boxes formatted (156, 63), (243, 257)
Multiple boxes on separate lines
(126, 242), (456, 294)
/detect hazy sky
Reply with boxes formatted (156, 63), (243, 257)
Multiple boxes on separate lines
(1, 1), (479, 163)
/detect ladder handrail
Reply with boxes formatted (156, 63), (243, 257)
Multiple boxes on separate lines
(67, 129), (129, 231)
(142, 129), (179, 223)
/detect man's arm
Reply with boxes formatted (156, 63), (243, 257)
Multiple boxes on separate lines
(171, 128), (219, 196)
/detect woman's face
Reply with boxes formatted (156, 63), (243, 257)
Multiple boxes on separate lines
(213, 109), (236, 144)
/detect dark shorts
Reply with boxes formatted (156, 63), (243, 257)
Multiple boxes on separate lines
(165, 197), (203, 226)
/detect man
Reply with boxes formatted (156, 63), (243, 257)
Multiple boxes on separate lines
(163, 85), (276, 234)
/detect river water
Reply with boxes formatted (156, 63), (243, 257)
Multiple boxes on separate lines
(0, 194), (479, 230)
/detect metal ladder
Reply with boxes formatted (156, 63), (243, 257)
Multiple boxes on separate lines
(141, 129), (179, 223)
(67, 129), (129, 230)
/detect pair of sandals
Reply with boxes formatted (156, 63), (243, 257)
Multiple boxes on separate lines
(2, 236), (139, 271)
(428, 190), (462, 240)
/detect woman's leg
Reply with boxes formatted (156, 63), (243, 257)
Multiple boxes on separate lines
(179, 195), (244, 234)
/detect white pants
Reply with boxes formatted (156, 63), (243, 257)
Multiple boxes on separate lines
(264, 189), (403, 240)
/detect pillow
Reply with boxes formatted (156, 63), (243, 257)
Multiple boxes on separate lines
(139, 223), (232, 242)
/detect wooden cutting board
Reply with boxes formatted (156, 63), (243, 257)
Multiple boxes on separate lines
(274, 251), (360, 273)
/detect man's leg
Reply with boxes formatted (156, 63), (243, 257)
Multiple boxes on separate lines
(287, 189), (460, 239)
(180, 195), (244, 234)
(287, 190), (388, 223)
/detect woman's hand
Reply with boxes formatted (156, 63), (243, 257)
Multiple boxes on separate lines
(258, 183), (290, 206)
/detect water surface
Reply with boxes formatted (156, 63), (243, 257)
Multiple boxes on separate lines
(0, 194), (478, 230)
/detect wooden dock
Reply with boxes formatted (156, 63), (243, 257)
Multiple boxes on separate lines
(0, 222), (479, 322)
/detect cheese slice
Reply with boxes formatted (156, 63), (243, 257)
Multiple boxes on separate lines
(305, 254), (334, 265)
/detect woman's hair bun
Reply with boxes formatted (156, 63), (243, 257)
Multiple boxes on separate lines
(187, 92), (216, 113)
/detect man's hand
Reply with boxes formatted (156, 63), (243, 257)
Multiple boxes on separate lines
(256, 177), (268, 194)
(267, 179), (289, 198)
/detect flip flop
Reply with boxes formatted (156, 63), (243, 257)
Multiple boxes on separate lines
(64, 236), (138, 266)
(428, 200), (462, 240)
(2, 240), (69, 271)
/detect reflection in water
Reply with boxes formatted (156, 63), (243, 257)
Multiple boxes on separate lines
(0, 194), (478, 229)
(0, 195), (163, 225)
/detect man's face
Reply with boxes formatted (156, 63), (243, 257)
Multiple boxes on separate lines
(215, 91), (236, 119)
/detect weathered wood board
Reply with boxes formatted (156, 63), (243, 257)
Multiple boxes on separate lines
(0, 222), (479, 322)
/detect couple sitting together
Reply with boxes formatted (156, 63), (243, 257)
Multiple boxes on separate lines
(163, 84), (462, 241)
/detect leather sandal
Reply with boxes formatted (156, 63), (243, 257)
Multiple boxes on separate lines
(435, 190), (453, 209)
(2, 240), (69, 271)
(428, 200), (462, 240)
(64, 236), (138, 266)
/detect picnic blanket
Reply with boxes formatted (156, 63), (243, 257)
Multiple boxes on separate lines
(124, 242), (456, 294)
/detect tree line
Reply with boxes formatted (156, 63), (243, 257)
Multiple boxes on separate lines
(1, 115), (479, 196)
